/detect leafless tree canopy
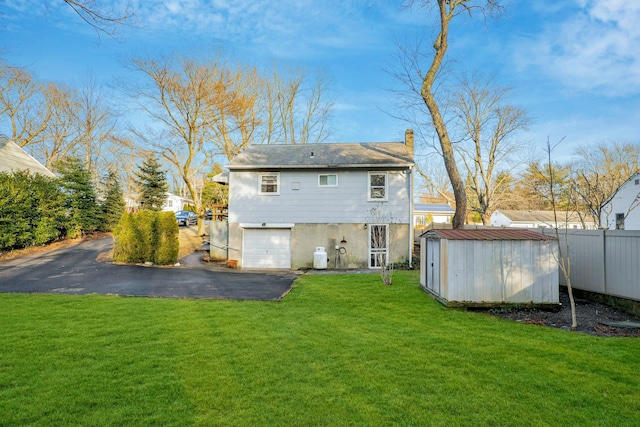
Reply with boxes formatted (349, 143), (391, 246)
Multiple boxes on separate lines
(399, 0), (506, 229)
(451, 74), (530, 224)
(63, 0), (136, 37)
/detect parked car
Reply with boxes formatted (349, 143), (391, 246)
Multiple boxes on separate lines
(175, 210), (197, 226)
(205, 209), (213, 220)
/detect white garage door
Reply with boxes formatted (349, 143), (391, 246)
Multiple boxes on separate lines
(243, 228), (291, 269)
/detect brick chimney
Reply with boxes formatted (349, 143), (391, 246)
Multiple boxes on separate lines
(405, 129), (414, 156)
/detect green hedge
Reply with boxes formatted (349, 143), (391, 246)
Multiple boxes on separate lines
(0, 171), (66, 251)
(113, 210), (179, 265)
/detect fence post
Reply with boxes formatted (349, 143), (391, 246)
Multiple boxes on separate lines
(601, 229), (607, 295)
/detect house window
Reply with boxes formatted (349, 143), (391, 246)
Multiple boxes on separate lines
(368, 172), (387, 201)
(615, 213), (625, 230)
(318, 173), (338, 187)
(635, 179), (640, 185)
(259, 173), (279, 195)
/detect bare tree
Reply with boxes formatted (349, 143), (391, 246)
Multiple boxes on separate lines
(63, 0), (136, 37)
(415, 154), (455, 206)
(33, 82), (82, 170)
(0, 64), (52, 148)
(74, 76), (120, 184)
(545, 138), (578, 330)
(573, 142), (640, 227)
(259, 67), (333, 145)
(451, 74), (530, 224)
(126, 53), (235, 234)
(402, 0), (505, 229)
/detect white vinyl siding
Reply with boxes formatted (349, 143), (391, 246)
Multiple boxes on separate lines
(229, 169), (410, 224)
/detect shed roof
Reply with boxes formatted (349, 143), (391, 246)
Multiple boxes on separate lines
(0, 135), (55, 178)
(227, 142), (413, 170)
(424, 229), (556, 241)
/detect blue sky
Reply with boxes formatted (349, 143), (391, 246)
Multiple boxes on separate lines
(2, 0), (639, 163)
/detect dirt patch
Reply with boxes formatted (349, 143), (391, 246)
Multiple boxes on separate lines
(484, 288), (640, 337)
(177, 225), (205, 260)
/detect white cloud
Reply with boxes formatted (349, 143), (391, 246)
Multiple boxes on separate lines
(515, 0), (640, 97)
(133, 0), (398, 59)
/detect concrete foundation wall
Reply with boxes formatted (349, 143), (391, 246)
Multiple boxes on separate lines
(228, 222), (410, 270)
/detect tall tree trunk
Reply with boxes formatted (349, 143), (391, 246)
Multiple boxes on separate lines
(420, 3), (467, 229)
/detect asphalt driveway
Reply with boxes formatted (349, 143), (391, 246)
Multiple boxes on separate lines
(0, 237), (299, 300)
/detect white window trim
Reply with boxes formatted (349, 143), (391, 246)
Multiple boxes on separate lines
(258, 172), (280, 195)
(318, 173), (338, 187)
(368, 172), (388, 202)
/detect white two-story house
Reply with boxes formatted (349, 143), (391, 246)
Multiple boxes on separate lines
(601, 172), (640, 230)
(225, 131), (415, 269)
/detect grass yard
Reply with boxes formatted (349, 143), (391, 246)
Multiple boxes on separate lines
(1, 271), (639, 426)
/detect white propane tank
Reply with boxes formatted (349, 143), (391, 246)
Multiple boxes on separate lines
(313, 246), (328, 269)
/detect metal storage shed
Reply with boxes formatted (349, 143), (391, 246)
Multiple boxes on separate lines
(420, 229), (559, 308)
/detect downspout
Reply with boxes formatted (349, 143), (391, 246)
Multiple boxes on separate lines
(409, 165), (414, 269)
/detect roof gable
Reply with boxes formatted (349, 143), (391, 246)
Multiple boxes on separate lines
(601, 171), (640, 207)
(0, 136), (55, 178)
(227, 142), (413, 170)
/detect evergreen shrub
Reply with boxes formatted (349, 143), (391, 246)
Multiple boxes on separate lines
(113, 210), (179, 265)
(154, 212), (179, 265)
(0, 171), (66, 251)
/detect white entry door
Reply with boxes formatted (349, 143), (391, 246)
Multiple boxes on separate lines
(368, 224), (388, 269)
(243, 228), (291, 269)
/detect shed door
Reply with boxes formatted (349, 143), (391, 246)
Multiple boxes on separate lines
(243, 228), (291, 269)
(426, 240), (440, 295)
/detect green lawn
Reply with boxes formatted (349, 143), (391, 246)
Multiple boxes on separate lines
(1, 271), (639, 426)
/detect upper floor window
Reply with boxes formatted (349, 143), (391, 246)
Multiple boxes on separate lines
(259, 173), (280, 195)
(318, 173), (338, 187)
(368, 172), (387, 201)
(615, 213), (625, 230)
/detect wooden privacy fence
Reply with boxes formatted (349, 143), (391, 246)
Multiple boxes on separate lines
(537, 228), (640, 302)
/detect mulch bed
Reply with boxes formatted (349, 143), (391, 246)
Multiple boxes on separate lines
(484, 288), (640, 337)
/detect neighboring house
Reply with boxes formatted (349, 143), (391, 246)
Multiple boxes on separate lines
(162, 193), (194, 213)
(600, 172), (640, 230)
(224, 131), (415, 269)
(413, 203), (454, 227)
(124, 192), (193, 212)
(0, 135), (55, 178)
(490, 209), (595, 229)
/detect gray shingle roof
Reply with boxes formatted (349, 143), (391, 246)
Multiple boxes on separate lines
(0, 135), (55, 178)
(227, 142), (413, 170)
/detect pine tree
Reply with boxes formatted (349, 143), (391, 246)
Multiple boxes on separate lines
(101, 169), (125, 231)
(56, 157), (103, 238)
(135, 155), (168, 211)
